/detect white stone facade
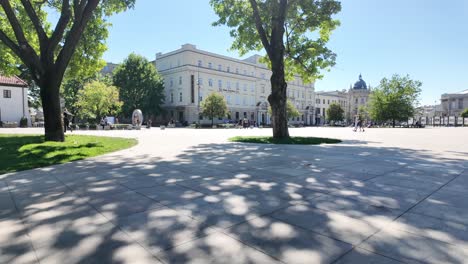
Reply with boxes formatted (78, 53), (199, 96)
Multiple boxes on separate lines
(154, 44), (316, 125)
(315, 90), (348, 124)
(0, 76), (30, 126)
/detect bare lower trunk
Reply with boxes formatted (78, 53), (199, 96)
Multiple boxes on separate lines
(268, 72), (289, 139)
(40, 74), (64, 142)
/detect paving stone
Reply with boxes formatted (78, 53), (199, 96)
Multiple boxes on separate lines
(0, 193), (17, 219)
(410, 200), (468, 225)
(391, 212), (468, 245)
(360, 228), (468, 264)
(87, 190), (165, 221)
(34, 230), (159, 264)
(0, 216), (38, 264)
(224, 216), (353, 264)
(135, 184), (205, 206)
(271, 203), (380, 245)
(156, 232), (281, 264)
(116, 207), (215, 255)
(334, 247), (403, 264)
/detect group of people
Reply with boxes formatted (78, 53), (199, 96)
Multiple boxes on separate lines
(353, 116), (366, 132)
(237, 118), (256, 128)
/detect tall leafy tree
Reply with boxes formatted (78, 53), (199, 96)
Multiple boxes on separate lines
(200, 92), (228, 126)
(326, 103), (344, 123)
(461, 108), (468, 118)
(0, 0), (135, 141)
(211, 0), (341, 139)
(113, 53), (165, 119)
(75, 80), (122, 122)
(368, 74), (422, 127)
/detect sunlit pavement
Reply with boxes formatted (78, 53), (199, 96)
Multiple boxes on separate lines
(1, 127), (467, 263)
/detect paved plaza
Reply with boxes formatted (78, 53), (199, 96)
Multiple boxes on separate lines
(1, 127), (468, 264)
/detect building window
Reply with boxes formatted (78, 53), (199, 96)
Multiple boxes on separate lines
(227, 81), (231, 89)
(361, 98), (365, 104)
(209, 79), (213, 87)
(323, 99), (325, 104)
(316, 99), (320, 104)
(199, 91), (203, 102)
(208, 62), (212, 69)
(459, 98), (464, 109)
(236, 82), (239, 90)
(218, 64), (222, 71)
(243, 83), (247, 92)
(261, 86), (265, 93)
(261, 73), (265, 79)
(198, 78), (203, 85)
(218, 80), (222, 88)
(327, 100), (330, 104)
(227, 66), (230, 72)
(3, 89), (11, 98)
(170, 78), (174, 87)
(198, 60), (202, 67)
(179, 92), (183, 102)
(316, 108), (320, 114)
(251, 84), (254, 93)
(179, 76), (182, 85)
(243, 97), (247, 105)
(355, 98), (358, 104)
(236, 68), (239, 74)
(170, 92), (174, 103)
(227, 95), (231, 105)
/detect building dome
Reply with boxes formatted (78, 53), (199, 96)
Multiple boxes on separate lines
(353, 74), (367, 90)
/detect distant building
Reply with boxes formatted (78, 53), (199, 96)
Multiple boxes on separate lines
(315, 90), (348, 125)
(154, 44), (316, 125)
(347, 74), (371, 121)
(0, 75), (30, 125)
(100, 62), (119, 76)
(441, 89), (468, 117)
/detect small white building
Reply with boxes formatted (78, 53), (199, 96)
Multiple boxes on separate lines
(0, 75), (30, 126)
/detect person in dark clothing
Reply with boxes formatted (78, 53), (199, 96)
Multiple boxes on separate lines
(63, 110), (72, 132)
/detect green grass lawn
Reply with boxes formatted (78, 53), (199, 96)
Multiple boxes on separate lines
(229, 136), (342, 145)
(0, 134), (137, 174)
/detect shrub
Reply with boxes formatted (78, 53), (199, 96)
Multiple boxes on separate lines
(19, 117), (28, 128)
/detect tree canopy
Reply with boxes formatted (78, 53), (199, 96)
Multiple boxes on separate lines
(461, 108), (468, 118)
(368, 74), (422, 127)
(0, 0), (135, 141)
(200, 92), (228, 126)
(210, 0), (341, 138)
(113, 53), (165, 118)
(326, 103), (344, 123)
(76, 80), (122, 122)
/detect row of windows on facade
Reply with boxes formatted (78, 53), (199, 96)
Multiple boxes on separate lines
(449, 99), (465, 109)
(196, 60), (313, 87)
(315, 98), (345, 105)
(3, 90), (11, 98)
(197, 60), (268, 80)
(167, 92), (257, 106)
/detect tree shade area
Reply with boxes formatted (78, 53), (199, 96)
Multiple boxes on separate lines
(113, 53), (165, 119)
(210, 0), (341, 139)
(229, 136), (341, 145)
(0, 134), (137, 174)
(368, 74), (422, 127)
(0, 1), (135, 141)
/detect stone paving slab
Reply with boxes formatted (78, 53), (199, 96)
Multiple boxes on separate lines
(223, 216), (353, 264)
(359, 228), (468, 264)
(1, 127), (468, 263)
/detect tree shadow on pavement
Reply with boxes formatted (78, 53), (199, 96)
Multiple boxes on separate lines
(0, 140), (467, 263)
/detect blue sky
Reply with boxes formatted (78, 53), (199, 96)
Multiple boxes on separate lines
(102, 0), (468, 106)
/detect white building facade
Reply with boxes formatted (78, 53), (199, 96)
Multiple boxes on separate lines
(315, 90), (348, 125)
(154, 44), (316, 125)
(0, 76), (30, 125)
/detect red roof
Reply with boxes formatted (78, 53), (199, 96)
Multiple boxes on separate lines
(0, 75), (28, 87)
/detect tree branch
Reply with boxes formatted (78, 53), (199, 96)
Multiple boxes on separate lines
(248, 0), (271, 55)
(55, 0), (99, 78)
(48, 0), (71, 55)
(20, 0), (48, 46)
(0, 29), (22, 58)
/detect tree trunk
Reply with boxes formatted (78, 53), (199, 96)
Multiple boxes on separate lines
(40, 73), (64, 142)
(268, 71), (289, 139)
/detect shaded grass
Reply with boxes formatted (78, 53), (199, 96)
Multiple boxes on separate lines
(228, 136), (341, 145)
(0, 134), (137, 174)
